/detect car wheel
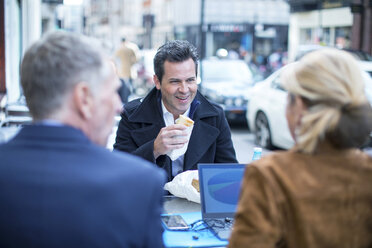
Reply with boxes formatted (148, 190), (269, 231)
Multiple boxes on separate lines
(255, 112), (273, 149)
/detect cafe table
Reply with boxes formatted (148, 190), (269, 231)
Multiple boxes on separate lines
(162, 195), (228, 248)
(163, 195), (201, 214)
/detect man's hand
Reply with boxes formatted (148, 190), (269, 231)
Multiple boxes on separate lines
(153, 124), (188, 159)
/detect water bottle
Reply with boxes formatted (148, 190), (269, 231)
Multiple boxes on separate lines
(251, 147), (262, 161)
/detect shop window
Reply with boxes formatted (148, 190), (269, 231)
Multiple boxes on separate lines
(335, 26), (351, 49)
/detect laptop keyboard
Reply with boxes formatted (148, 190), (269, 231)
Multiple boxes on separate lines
(204, 218), (234, 240)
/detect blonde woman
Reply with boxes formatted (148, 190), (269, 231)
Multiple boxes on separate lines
(229, 48), (372, 248)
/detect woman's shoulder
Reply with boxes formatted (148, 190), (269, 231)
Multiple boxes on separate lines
(247, 148), (372, 187)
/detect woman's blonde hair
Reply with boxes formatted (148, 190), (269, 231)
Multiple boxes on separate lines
(281, 48), (372, 153)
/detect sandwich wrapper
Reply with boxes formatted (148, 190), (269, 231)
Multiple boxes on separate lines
(164, 170), (200, 203)
(166, 115), (194, 161)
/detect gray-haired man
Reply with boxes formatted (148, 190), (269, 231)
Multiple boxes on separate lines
(0, 31), (165, 247)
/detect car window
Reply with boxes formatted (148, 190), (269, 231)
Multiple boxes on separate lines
(271, 74), (286, 91)
(202, 60), (253, 82)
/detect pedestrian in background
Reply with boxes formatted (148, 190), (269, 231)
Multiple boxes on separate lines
(115, 37), (140, 103)
(229, 48), (372, 247)
(0, 31), (165, 248)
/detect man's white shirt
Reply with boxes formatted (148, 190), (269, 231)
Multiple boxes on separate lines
(161, 101), (190, 177)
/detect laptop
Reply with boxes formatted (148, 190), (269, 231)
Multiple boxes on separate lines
(198, 163), (246, 240)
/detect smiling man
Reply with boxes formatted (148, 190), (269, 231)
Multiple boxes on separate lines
(114, 40), (237, 182)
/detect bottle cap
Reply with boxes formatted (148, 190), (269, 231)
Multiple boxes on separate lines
(253, 147), (262, 153)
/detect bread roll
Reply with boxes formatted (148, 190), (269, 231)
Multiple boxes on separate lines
(175, 114), (194, 127)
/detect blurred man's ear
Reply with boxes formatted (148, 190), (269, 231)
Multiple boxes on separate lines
(153, 75), (161, 90)
(73, 82), (94, 120)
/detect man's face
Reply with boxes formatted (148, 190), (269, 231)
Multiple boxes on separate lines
(91, 63), (122, 146)
(154, 58), (197, 119)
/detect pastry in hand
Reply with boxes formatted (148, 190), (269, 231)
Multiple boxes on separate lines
(175, 114), (194, 127)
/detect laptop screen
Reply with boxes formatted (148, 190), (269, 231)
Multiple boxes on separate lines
(198, 163), (246, 218)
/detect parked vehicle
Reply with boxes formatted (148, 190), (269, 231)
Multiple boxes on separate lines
(247, 63), (372, 150)
(246, 66), (292, 149)
(200, 58), (257, 124)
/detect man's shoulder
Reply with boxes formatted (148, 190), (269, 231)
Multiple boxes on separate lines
(206, 100), (224, 113)
(108, 149), (165, 181)
(194, 92), (225, 118)
(122, 88), (159, 121)
(124, 97), (143, 113)
(78, 146), (165, 190)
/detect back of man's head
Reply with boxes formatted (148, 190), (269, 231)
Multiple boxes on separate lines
(21, 31), (110, 121)
(154, 40), (199, 83)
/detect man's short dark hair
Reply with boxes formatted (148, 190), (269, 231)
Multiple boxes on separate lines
(154, 40), (199, 83)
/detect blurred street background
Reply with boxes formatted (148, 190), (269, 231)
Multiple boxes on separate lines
(1, 0), (372, 163)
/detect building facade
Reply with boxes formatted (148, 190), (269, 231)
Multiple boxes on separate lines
(173, 0), (290, 60)
(287, 0), (372, 61)
(1, 0), (42, 104)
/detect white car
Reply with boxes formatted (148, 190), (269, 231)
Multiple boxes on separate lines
(247, 64), (372, 150)
(247, 65), (293, 149)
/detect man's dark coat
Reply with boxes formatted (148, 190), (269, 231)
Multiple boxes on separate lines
(0, 125), (165, 247)
(114, 88), (238, 182)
